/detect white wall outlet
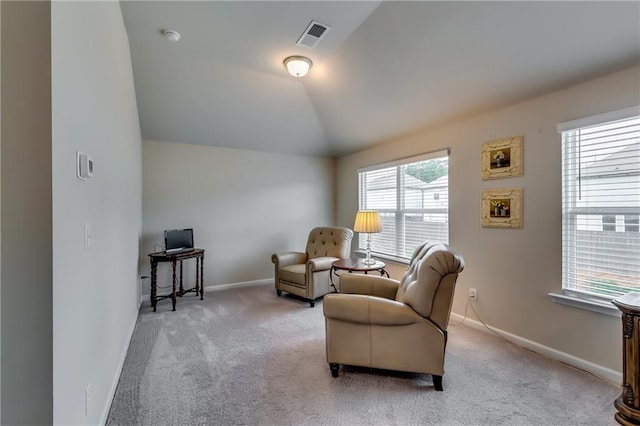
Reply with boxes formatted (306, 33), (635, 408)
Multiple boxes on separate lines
(469, 288), (478, 301)
(76, 151), (94, 180)
(85, 382), (91, 416)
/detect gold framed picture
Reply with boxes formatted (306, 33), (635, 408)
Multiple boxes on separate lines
(481, 188), (523, 228)
(481, 136), (523, 180)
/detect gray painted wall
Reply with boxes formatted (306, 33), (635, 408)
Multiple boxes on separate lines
(141, 140), (335, 298)
(337, 66), (640, 377)
(52, 2), (141, 424)
(1, 2), (52, 424)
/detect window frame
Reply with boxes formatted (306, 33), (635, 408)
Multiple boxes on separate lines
(625, 215), (639, 233)
(552, 106), (640, 312)
(357, 149), (450, 264)
(602, 215), (616, 232)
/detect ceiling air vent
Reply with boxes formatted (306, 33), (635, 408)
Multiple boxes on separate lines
(296, 21), (331, 49)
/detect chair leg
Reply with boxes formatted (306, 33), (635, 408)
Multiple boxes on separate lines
(330, 363), (339, 378)
(276, 289), (282, 296)
(433, 375), (443, 391)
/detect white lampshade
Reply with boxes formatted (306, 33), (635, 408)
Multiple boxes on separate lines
(283, 56), (312, 77)
(353, 210), (382, 233)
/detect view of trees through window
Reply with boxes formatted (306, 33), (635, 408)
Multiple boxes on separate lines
(404, 159), (448, 184)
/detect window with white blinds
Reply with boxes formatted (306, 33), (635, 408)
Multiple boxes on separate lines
(559, 107), (640, 301)
(357, 150), (449, 262)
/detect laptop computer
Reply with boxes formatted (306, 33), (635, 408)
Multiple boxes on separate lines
(164, 228), (195, 254)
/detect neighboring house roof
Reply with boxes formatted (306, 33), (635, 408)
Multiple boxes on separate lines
(582, 141), (640, 178)
(424, 175), (448, 190)
(366, 171), (448, 191)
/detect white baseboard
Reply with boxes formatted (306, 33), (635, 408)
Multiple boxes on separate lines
(138, 279), (273, 305)
(450, 313), (622, 386)
(204, 279), (272, 292)
(100, 310), (139, 425)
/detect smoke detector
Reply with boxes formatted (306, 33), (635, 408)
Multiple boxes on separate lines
(163, 30), (181, 42)
(296, 21), (330, 49)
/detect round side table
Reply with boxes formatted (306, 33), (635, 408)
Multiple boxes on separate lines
(330, 258), (390, 292)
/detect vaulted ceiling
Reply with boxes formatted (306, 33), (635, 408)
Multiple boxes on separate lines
(121, 1), (640, 157)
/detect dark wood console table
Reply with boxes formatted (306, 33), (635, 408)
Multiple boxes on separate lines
(330, 258), (389, 292)
(613, 292), (640, 425)
(149, 249), (205, 312)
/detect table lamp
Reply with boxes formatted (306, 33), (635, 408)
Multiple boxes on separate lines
(354, 210), (382, 265)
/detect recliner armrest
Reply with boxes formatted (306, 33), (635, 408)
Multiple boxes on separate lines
(271, 251), (307, 268)
(308, 256), (336, 272)
(323, 294), (421, 326)
(340, 274), (399, 300)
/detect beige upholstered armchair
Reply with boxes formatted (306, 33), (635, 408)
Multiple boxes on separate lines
(323, 241), (464, 390)
(272, 226), (353, 307)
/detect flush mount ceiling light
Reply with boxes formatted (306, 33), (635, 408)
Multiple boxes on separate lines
(283, 56), (313, 77)
(163, 29), (181, 42)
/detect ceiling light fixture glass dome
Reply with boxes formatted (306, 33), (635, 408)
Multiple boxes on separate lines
(283, 56), (313, 77)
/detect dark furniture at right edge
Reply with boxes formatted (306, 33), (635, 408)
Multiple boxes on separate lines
(614, 292), (640, 425)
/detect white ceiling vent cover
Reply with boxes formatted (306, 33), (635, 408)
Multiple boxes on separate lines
(296, 21), (331, 49)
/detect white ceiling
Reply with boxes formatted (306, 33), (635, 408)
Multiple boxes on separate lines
(121, 1), (640, 157)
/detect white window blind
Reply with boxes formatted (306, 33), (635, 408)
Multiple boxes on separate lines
(357, 150), (449, 262)
(559, 107), (640, 300)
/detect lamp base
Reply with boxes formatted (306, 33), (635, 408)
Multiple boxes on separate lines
(363, 233), (377, 265)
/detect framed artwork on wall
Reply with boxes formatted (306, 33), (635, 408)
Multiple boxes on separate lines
(481, 188), (523, 228)
(481, 135), (523, 180)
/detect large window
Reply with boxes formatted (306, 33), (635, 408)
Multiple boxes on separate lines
(559, 108), (640, 300)
(357, 150), (449, 262)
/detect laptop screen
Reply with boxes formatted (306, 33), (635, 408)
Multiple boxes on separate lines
(164, 228), (194, 251)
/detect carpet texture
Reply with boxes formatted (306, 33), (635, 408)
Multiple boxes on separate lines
(107, 284), (619, 425)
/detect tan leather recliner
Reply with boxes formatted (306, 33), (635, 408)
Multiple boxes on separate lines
(323, 241), (464, 390)
(272, 226), (353, 307)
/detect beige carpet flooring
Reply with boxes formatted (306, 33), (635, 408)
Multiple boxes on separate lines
(107, 284), (620, 425)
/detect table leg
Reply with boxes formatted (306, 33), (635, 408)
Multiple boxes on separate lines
(200, 253), (204, 300)
(171, 259), (177, 311)
(179, 260), (184, 295)
(330, 266), (337, 292)
(195, 257), (200, 297)
(151, 260), (158, 312)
